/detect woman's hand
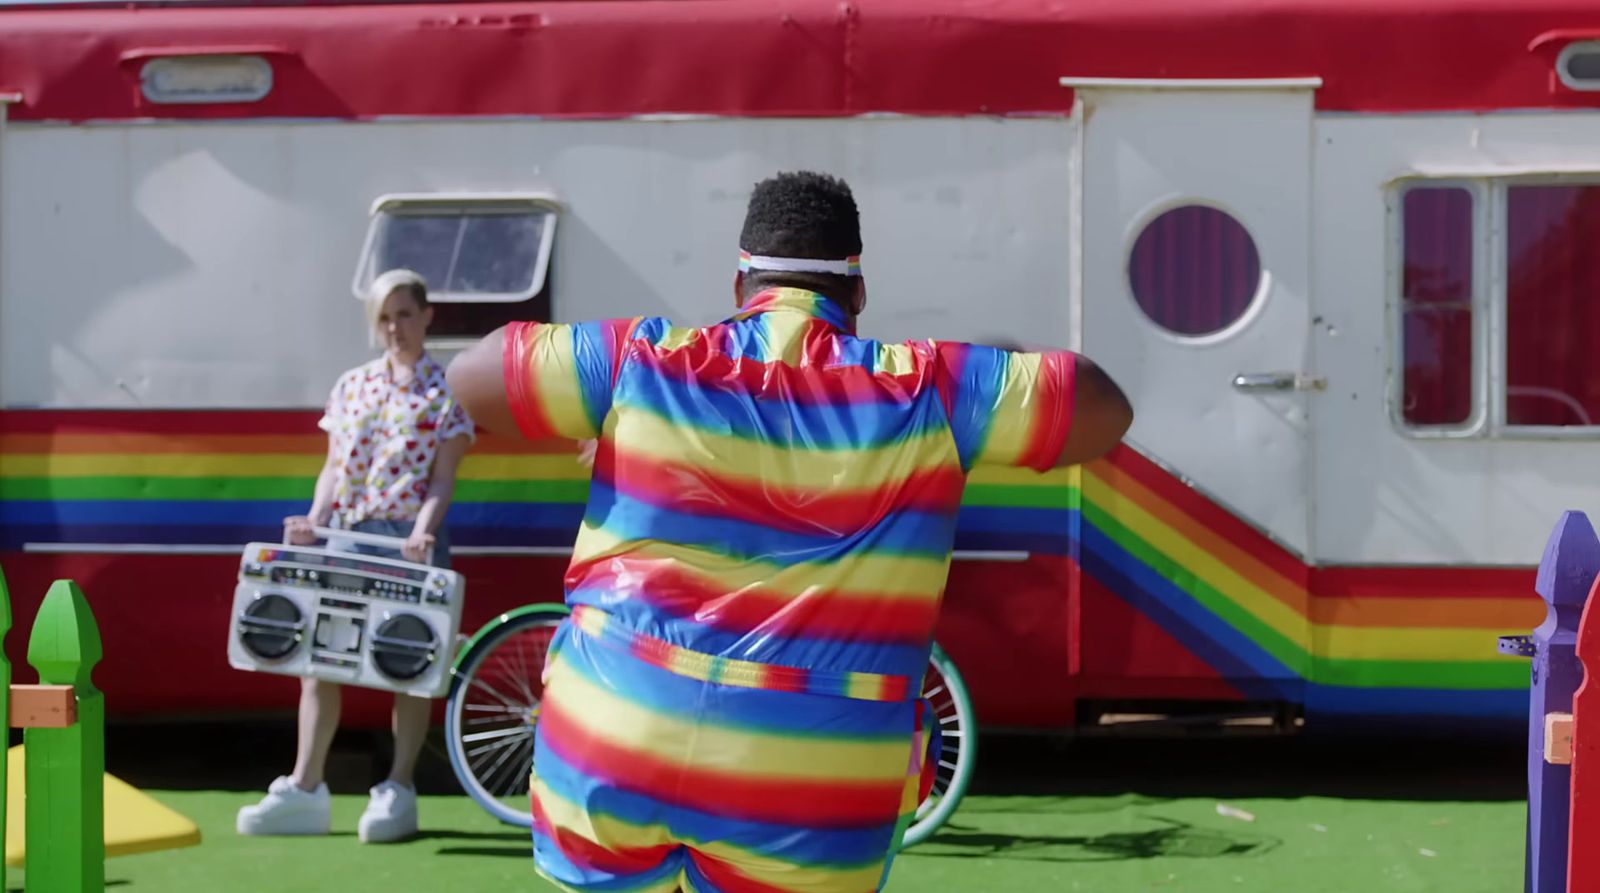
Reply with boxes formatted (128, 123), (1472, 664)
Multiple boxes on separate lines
(403, 529), (437, 564)
(283, 515), (318, 545)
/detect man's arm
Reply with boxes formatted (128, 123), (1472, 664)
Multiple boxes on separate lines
(962, 338), (1133, 470)
(451, 317), (643, 442)
(446, 326), (522, 437)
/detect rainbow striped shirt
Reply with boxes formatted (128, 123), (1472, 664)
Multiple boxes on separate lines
(504, 288), (1076, 684)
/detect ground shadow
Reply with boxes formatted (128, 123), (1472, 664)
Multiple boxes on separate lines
(99, 721), (1527, 805)
(415, 830), (530, 843)
(917, 814), (1280, 863)
(968, 732), (1526, 803)
(102, 720), (465, 795)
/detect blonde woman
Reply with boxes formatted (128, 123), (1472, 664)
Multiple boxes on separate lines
(238, 269), (475, 843)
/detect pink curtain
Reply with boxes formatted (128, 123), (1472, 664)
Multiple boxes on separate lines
(1128, 206), (1259, 337)
(1400, 187), (1474, 426)
(1506, 186), (1600, 427)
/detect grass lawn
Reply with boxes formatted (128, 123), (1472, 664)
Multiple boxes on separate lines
(11, 727), (1529, 892)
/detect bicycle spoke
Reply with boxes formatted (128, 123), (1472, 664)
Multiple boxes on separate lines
(464, 725), (534, 744)
(485, 649), (536, 699)
(467, 707), (528, 720)
(466, 726), (523, 755)
(509, 639), (540, 701)
(486, 733), (535, 794)
(480, 727), (534, 793)
(469, 675), (525, 710)
(468, 731), (527, 763)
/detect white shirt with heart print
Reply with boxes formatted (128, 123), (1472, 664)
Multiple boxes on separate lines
(318, 353), (476, 524)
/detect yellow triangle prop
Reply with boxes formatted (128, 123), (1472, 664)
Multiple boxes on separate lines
(4, 745), (201, 867)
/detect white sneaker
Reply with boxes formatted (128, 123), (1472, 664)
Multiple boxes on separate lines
(237, 776), (331, 836)
(358, 780), (418, 843)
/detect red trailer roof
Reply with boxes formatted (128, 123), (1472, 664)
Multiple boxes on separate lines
(1, 0), (1598, 122)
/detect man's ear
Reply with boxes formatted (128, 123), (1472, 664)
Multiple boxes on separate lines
(733, 271), (747, 309)
(851, 279), (867, 316)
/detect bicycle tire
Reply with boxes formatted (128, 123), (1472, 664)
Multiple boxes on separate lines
(444, 606), (568, 827)
(900, 642), (977, 848)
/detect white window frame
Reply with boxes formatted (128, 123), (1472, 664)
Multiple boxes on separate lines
(1123, 199), (1271, 346)
(351, 192), (561, 305)
(1387, 179), (1490, 439)
(139, 54), (274, 105)
(1391, 175), (1600, 440)
(1557, 41), (1600, 93)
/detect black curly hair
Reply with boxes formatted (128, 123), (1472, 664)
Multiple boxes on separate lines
(738, 171), (863, 304)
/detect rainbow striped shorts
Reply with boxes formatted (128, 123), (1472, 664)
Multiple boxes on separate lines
(529, 608), (936, 893)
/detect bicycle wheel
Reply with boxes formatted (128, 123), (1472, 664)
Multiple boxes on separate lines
(901, 642), (977, 848)
(445, 606), (568, 827)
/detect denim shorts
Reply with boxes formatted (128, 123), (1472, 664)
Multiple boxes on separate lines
(327, 518), (452, 569)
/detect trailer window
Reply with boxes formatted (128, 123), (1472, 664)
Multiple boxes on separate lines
(1505, 185), (1600, 427)
(1128, 205), (1260, 338)
(1398, 186), (1475, 427)
(353, 195), (558, 342)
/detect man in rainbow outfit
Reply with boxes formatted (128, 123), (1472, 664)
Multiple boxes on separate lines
(448, 171), (1133, 893)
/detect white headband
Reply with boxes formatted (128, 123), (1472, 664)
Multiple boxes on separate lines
(739, 250), (862, 277)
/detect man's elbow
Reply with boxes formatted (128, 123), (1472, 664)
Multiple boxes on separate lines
(443, 345), (475, 399)
(444, 370), (480, 427)
(1057, 360), (1133, 467)
(444, 353), (473, 411)
(1102, 384), (1134, 444)
(1059, 407), (1132, 466)
(445, 330), (500, 418)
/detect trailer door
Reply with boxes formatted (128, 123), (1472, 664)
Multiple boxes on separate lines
(1075, 80), (1320, 557)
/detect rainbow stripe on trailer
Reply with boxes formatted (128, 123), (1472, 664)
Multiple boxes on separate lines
(0, 411), (588, 550)
(1078, 449), (1538, 720)
(0, 410), (1541, 723)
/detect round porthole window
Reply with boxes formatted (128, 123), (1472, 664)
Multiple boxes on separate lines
(1128, 205), (1262, 337)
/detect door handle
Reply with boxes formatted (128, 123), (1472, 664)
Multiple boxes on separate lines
(1232, 372), (1327, 393)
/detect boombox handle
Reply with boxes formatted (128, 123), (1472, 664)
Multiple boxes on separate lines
(304, 525), (412, 551)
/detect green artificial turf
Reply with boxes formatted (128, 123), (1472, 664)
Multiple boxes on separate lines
(11, 730), (1529, 892)
(13, 783), (1523, 892)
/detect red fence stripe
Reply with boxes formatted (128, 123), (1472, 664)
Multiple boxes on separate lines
(1569, 577), (1600, 893)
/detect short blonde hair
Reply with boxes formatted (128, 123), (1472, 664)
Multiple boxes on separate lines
(365, 268), (429, 348)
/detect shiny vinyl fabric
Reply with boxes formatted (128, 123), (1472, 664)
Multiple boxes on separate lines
(504, 288), (1076, 892)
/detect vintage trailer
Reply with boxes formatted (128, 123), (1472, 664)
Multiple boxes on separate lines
(2, 0), (1598, 731)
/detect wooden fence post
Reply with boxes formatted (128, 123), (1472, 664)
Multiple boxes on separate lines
(1506, 511), (1600, 893)
(23, 579), (104, 893)
(1570, 574), (1600, 892)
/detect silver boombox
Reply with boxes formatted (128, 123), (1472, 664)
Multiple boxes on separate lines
(227, 527), (465, 698)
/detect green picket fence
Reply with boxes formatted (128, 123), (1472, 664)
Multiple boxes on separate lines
(0, 565), (106, 893)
